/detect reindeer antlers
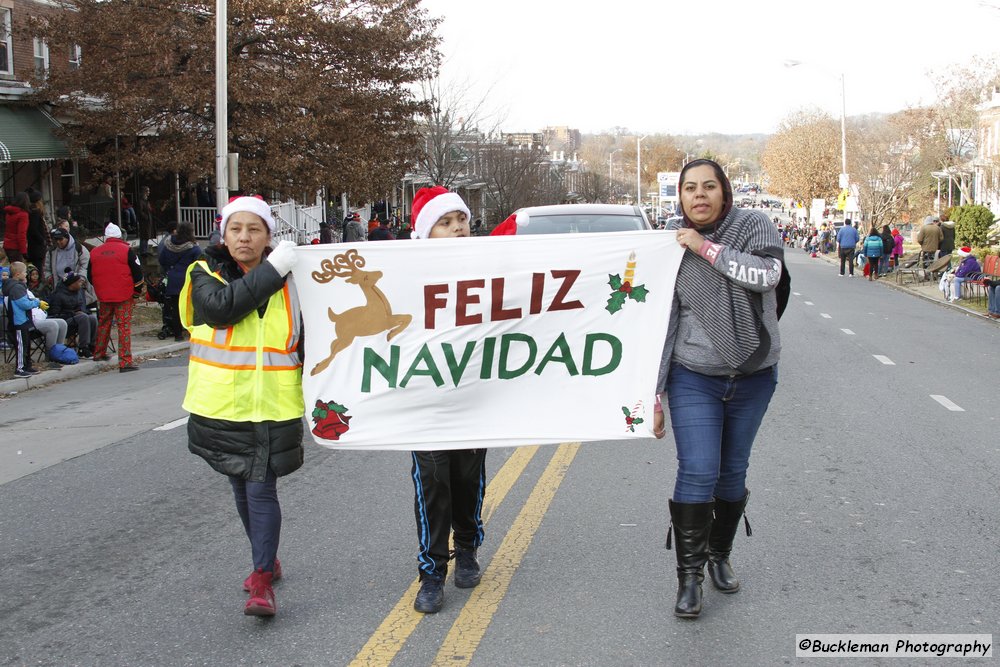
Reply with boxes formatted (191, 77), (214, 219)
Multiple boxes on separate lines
(312, 250), (367, 283)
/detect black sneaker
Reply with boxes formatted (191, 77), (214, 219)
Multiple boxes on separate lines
(453, 548), (481, 589)
(120, 365), (140, 373)
(413, 576), (444, 613)
(14, 369), (35, 378)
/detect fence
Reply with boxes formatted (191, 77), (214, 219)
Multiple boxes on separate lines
(179, 202), (339, 244)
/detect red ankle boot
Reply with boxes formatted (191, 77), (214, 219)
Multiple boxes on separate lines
(244, 569), (276, 616)
(243, 558), (282, 592)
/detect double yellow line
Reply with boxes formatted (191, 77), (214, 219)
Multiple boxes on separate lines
(350, 443), (580, 667)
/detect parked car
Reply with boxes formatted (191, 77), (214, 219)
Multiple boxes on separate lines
(504, 204), (652, 235)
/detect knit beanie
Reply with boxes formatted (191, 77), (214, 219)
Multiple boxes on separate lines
(411, 186), (470, 239)
(104, 223), (122, 239)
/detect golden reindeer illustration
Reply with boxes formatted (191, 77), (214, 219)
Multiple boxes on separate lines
(310, 249), (412, 376)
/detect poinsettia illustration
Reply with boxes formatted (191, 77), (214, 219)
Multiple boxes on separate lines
(311, 399), (352, 440)
(622, 406), (645, 432)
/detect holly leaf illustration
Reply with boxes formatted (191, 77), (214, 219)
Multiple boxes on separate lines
(633, 417), (645, 425)
(621, 406), (631, 417)
(608, 273), (622, 290)
(328, 401), (348, 413)
(312, 407), (328, 420)
(606, 291), (627, 313)
(629, 284), (649, 302)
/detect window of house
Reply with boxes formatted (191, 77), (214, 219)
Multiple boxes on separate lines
(69, 43), (81, 69)
(0, 8), (12, 75)
(33, 37), (49, 79)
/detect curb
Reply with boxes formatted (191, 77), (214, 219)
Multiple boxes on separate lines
(0, 341), (189, 397)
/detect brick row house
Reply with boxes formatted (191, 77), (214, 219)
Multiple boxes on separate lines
(0, 0), (91, 225)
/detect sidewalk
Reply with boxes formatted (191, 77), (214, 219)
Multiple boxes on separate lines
(0, 323), (189, 397)
(812, 251), (997, 319)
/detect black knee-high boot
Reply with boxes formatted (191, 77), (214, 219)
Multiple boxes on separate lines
(667, 500), (714, 619)
(707, 490), (751, 593)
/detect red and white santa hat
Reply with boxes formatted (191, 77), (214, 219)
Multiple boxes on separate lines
(958, 246), (972, 257)
(411, 186), (470, 239)
(220, 195), (274, 236)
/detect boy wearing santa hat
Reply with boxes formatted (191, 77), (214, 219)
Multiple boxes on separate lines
(407, 186), (485, 614)
(949, 246), (981, 302)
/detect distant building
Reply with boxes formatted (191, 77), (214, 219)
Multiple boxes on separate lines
(501, 132), (544, 149)
(543, 126), (581, 153)
(974, 88), (1000, 214)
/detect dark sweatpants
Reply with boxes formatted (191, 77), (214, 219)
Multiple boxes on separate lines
(411, 449), (487, 579)
(839, 247), (855, 275)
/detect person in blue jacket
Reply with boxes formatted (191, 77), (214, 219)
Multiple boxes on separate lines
(862, 226), (884, 281)
(836, 219), (859, 277)
(2, 261), (44, 377)
(158, 222), (202, 340)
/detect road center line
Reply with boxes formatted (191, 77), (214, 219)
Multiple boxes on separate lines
(930, 395), (965, 412)
(841, 329), (855, 335)
(432, 443), (581, 667)
(349, 445), (540, 667)
(804, 301), (814, 306)
(153, 417), (188, 431)
(821, 313), (832, 319)
(873, 355), (895, 365)
(793, 292), (801, 296)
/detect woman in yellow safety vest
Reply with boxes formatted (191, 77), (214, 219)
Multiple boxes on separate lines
(179, 195), (300, 618)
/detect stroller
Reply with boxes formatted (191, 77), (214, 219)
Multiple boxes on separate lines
(144, 274), (173, 340)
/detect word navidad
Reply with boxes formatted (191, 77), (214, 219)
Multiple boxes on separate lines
(358, 269), (625, 393)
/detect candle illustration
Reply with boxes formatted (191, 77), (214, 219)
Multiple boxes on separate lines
(624, 251), (636, 285)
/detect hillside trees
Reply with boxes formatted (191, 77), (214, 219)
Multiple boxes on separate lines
(30, 0), (439, 199)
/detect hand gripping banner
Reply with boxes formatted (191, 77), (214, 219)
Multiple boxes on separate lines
(291, 230), (683, 451)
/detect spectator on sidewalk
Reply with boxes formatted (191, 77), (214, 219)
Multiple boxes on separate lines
(25, 264), (48, 299)
(45, 227), (94, 303)
(836, 219), (859, 276)
(208, 215), (223, 246)
(47, 273), (98, 358)
(2, 262), (42, 377)
(29, 287), (68, 369)
(88, 223), (144, 372)
(136, 186), (156, 256)
(343, 212), (367, 243)
(862, 226), (885, 281)
(318, 221), (334, 244)
(158, 222), (202, 341)
(397, 223), (413, 240)
(917, 216), (943, 267)
(368, 218), (396, 241)
(984, 277), (1000, 319)
(3, 192), (30, 263)
(879, 225), (894, 274)
(891, 227), (904, 269)
(180, 195), (303, 618)
(939, 217), (956, 258)
(25, 190), (50, 276)
(946, 247), (981, 302)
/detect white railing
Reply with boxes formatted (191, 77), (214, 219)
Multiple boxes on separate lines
(179, 201), (333, 243)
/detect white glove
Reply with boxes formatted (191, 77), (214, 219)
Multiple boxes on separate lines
(267, 240), (298, 277)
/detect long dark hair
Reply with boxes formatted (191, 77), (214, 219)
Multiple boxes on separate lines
(677, 158), (734, 229)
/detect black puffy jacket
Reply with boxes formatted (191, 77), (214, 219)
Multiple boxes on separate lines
(186, 244), (304, 481)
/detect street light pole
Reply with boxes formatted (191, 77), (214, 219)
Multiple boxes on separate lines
(215, 0), (228, 211)
(637, 135), (648, 206)
(609, 148), (622, 194)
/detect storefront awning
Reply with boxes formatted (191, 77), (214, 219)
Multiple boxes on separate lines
(0, 106), (71, 163)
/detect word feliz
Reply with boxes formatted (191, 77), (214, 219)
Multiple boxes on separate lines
(360, 333), (623, 393)
(422, 270), (584, 328)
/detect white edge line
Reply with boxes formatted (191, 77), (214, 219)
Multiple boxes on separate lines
(821, 313), (832, 319)
(154, 416), (190, 431)
(930, 395), (965, 412)
(840, 328), (855, 335)
(872, 355), (895, 365)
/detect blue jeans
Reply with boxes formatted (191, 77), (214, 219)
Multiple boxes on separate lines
(230, 468), (281, 572)
(988, 284), (1000, 314)
(666, 363), (778, 503)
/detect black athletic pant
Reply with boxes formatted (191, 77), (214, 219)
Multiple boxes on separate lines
(839, 247), (855, 275)
(411, 449), (487, 579)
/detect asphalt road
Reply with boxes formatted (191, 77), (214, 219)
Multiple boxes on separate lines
(1, 246), (997, 667)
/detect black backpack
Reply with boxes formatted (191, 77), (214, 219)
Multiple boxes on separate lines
(776, 263), (790, 320)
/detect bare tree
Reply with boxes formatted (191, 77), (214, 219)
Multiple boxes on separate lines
(760, 109), (840, 205)
(478, 144), (550, 221)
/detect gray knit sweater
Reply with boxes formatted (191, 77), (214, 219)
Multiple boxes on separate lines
(657, 213), (782, 387)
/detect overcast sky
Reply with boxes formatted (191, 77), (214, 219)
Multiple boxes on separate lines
(420, 0), (1000, 135)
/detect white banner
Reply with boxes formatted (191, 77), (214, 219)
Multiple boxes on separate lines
(291, 230), (683, 450)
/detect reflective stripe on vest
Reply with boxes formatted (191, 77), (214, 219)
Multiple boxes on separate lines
(180, 260), (303, 422)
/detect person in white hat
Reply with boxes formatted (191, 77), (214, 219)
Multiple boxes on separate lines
(178, 195), (301, 617)
(87, 222), (144, 371)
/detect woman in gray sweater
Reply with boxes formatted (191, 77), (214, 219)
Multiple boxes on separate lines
(653, 159), (783, 619)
